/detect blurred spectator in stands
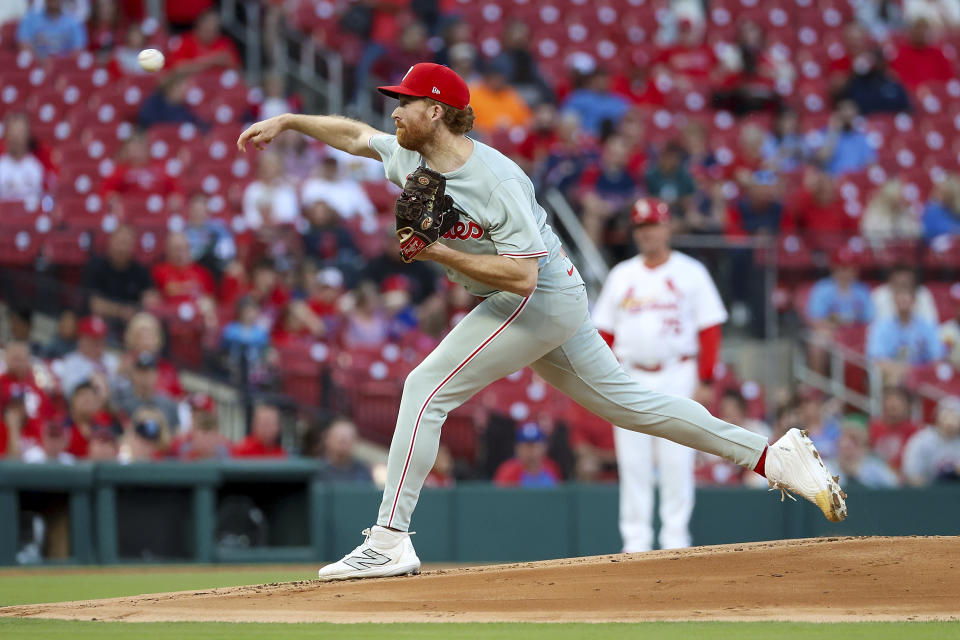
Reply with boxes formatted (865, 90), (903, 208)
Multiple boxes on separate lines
(100, 130), (181, 199)
(167, 9), (240, 72)
(688, 176), (728, 236)
(515, 103), (558, 174)
(679, 120), (715, 179)
(138, 72), (207, 130)
(861, 180), (922, 245)
(243, 152), (299, 231)
(712, 19), (785, 116)
(111, 351), (180, 431)
(762, 109), (804, 174)
(447, 43), (480, 88)
(494, 423), (561, 487)
(491, 19), (554, 106)
(151, 232), (218, 330)
(0, 112), (45, 202)
(372, 21), (431, 88)
(108, 23), (149, 76)
(16, 0), (87, 59)
(232, 401), (286, 458)
(316, 417), (372, 483)
(535, 112), (598, 195)
(562, 68), (629, 138)
(468, 59), (533, 138)
(867, 285), (945, 382)
(341, 281), (390, 349)
(837, 48), (911, 115)
(0, 385), (34, 459)
(869, 385), (920, 472)
(382, 275), (418, 340)
(888, 14), (954, 91)
(922, 173), (960, 241)
(86, 0), (120, 59)
(577, 135), (640, 248)
(611, 64), (667, 109)
(182, 391), (216, 432)
(783, 169), (856, 242)
(941, 291), (960, 369)
(87, 423), (120, 461)
(60, 379), (114, 458)
(363, 228), (441, 304)
(696, 389), (770, 487)
(425, 443), (455, 488)
(856, 0), (904, 39)
(872, 264), (939, 323)
(902, 396), (960, 486)
(271, 131), (324, 184)
(569, 407), (616, 483)
(83, 225), (155, 324)
(828, 24), (872, 94)
(42, 310), (77, 359)
(830, 421), (900, 488)
(798, 388), (844, 460)
(805, 246), (874, 373)
(221, 297), (271, 381)
(165, 0), (212, 32)
(3, 307), (40, 354)
(653, 12), (716, 90)
(728, 124), (768, 189)
(0, 341), (53, 424)
(122, 312), (182, 398)
(301, 200), (361, 280)
(298, 265), (346, 337)
(171, 405), (229, 460)
(721, 171), (783, 236)
(121, 407), (170, 462)
(22, 420), (75, 464)
(301, 156), (376, 225)
(58, 316), (118, 398)
(645, 140), (696, 218)
(433, 18), (472, 68)
(809, 100), (876, 176)
(184, 193), (235, 276)
(258, 72), (297, 121)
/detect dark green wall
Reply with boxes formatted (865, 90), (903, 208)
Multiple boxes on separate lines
(1, 462), (957, 565)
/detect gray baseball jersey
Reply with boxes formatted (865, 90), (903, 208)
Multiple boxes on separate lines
(366, 133), (767, 532)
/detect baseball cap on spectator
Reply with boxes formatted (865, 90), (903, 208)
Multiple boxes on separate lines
(135, 418), (162, 442)
(516, 422), (546, 443)
(188, 392), (216, 413)
(317, 267), (344, 289)
(78, 316), (108, 339)
(381, 275), (411, 294)
(631, 197), (671, 226)
(134, 351), (158, 369)
(378, 62), (470, 110)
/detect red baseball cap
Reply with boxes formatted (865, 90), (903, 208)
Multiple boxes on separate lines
(78, 315), (108, 339)
(188, 392), (216, 413)
(631, 197), (671, 226)
(378, 63), (470, 110)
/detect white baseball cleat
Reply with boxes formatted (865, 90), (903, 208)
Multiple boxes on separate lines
(765, 427), (848, 522)
(317, 525), (421, 581)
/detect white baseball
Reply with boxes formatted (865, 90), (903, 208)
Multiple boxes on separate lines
(138, 49), (165, 72)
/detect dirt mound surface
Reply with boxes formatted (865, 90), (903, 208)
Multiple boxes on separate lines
(3, 537), (958, 623)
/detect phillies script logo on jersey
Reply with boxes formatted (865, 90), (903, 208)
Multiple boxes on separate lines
(442, 221), (484, 240)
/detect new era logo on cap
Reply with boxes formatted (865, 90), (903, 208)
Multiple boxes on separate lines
(432, 87), (440, 94)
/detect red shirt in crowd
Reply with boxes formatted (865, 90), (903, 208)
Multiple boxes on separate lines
(168, 32), (241, 69)
(166, 0), (214, 25)
(611, 73), (667, 107)
(654, 44), (717, 79)
(155, 359), (184, 398)
(151, 262), (215, 305)
(888, 40), (955, 90)
(868, 418), (920, 471)
(493, 458), (562, 486)
(231, 435), (287, 458)
(782, 188), (858, 240)
(0, 374), (54, 421)
(100, 163), (181, 198)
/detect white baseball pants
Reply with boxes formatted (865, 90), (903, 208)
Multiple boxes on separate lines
(377, 286), (768, 532)
(615, 360), (698, 552)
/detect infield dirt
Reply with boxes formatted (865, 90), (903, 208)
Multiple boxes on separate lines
(2, 536), (957, 623)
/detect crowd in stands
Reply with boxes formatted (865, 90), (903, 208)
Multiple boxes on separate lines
(1, 0), (960, 489)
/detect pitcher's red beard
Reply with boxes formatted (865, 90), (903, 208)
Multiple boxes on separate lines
(396, 119), (435, 152)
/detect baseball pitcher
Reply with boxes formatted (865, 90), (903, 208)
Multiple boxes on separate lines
(237, 63), (846, 581)
(593, 197), (726, 552)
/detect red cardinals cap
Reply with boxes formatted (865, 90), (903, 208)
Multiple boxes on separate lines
(188, 392), (216, 413)
(631, 197), (671, 226)
(78, 315), (108, 339)
(378, 63), (470, 110)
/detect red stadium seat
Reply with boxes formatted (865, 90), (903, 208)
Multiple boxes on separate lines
(41, 230), (92, 266)
(906, 363), (960, 423)
(0, 230), (39, 266)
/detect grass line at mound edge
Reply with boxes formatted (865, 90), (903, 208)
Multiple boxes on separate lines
(1, 620), (959, 640)
(0, 570), (313, 607)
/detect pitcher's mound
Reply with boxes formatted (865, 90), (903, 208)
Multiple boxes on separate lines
(3, 536), (958, 623)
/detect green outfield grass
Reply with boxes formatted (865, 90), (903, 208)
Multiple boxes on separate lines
(1, 568), (958, 639)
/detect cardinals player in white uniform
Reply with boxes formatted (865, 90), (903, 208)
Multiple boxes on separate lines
(593, 197), (726, 552)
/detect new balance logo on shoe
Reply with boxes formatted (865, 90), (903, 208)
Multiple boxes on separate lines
(342, 548), (392, 570)
(432, 86), (441, 94)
